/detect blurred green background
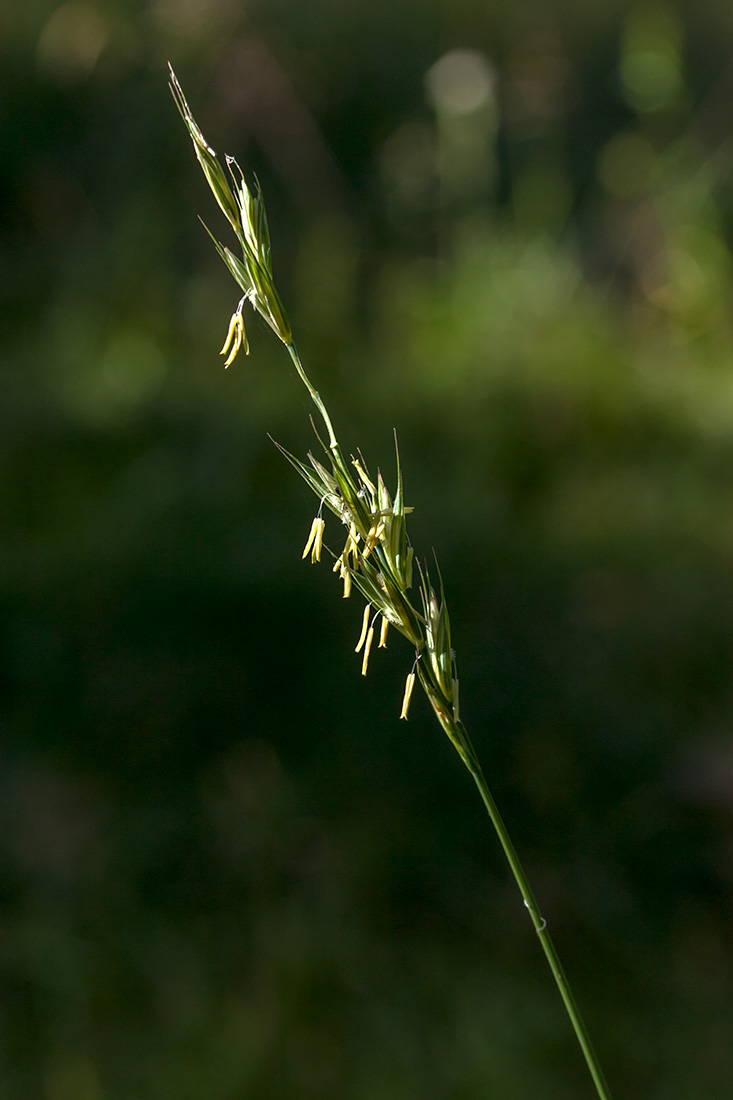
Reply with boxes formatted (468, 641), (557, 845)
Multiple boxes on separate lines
(3, 1), (733, 1097)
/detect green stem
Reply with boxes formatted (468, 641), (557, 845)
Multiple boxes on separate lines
(283, 338), (612, 1098)
(456, 721), (613, 1100)
(287, 343), (340, 457)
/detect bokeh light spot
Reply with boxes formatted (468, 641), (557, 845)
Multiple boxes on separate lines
(424, 49), (496, 117)
(620, 2), (684, 112)
(36, 1), (110, 83)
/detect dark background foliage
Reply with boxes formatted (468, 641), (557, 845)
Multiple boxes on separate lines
(2, 1), (733, 1097)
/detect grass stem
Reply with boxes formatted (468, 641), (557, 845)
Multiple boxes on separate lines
(460, 721), (614, 1100)
(172, 71), (617, 1098)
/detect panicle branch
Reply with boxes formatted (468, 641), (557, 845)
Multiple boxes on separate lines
(169, 66), (459, 724)
(169, 65), (291, 354)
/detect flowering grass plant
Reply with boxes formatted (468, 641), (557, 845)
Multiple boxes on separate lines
(170, 66), (615, 1100)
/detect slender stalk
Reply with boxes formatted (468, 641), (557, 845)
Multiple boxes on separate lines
(288, 337), (615, 1099)
(170, 70), (616, 1098)
(452, 716), (614, 1100)
(287, 343), (339, 452)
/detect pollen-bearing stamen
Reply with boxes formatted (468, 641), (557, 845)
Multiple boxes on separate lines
(342, 567), (352, 598)
(361, 624), (375, 676)
(312, 517), (325, 562)
(302, 516), (325, 563)
(400, 670), (416, 720)
(363, 518), (386, 559)
(355, 605), (371, 653)
(219, 297), (249, 367)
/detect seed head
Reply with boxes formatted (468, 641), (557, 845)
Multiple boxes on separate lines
(170, 65), (292, 354)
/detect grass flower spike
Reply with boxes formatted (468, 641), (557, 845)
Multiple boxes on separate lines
(172, 69), (615, 1100)
(169, 66), (291, 350)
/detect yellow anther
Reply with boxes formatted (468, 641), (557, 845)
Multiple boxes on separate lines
(220, 310), (249, 367)
(352, 459), (376, 495)
(379, 616), (389, 649)
(302, 517), (320, 560)
(355, 605), (371, 653)
(219, 311), (239, 356)
(363, 520), (387, 559)
(361, 626), (375, 676)
(223, 322), (241, 367)
(301, 517), (325, 563)
(311, 517), (325, 563)
(336, 524), (359, 572)
(342, 568), (352, 598)
(346, 523), (360, 554)
(400, 671), (416, 720)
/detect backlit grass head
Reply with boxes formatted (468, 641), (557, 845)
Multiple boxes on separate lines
(170, 66), (458, 727)
(172, 68), (617, 1100)
(169, 65), (291, 361)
